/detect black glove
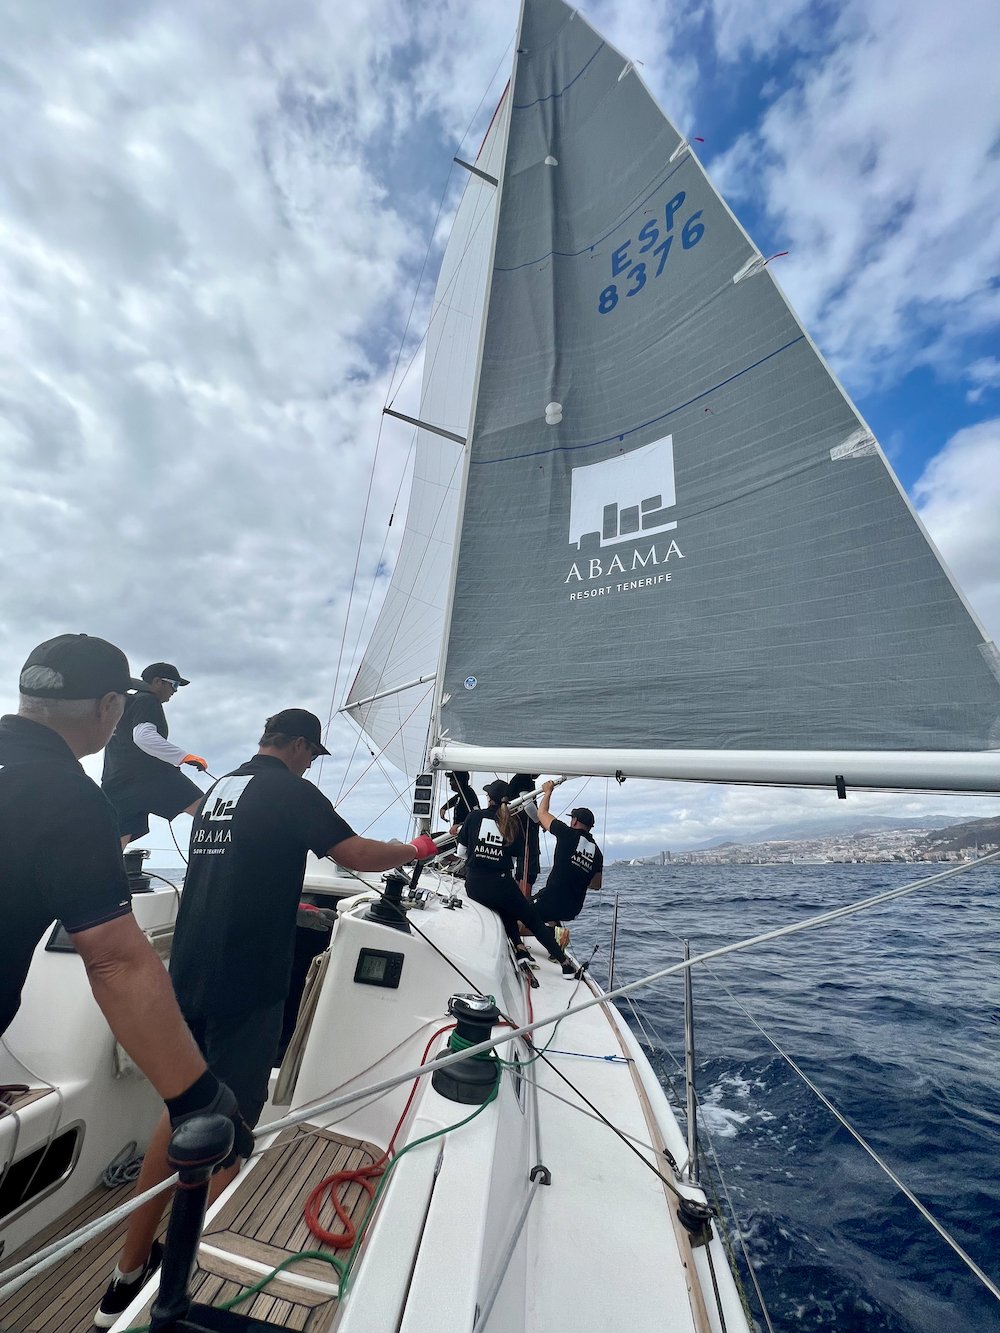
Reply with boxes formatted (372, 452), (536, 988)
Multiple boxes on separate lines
(165, 1069), (254, 1169)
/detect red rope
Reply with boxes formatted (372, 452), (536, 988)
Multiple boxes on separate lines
(303, 1023), (455, 1248)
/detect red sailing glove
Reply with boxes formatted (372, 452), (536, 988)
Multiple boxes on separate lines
(408, 834), (440, 861)
(182, 754), (208, 771)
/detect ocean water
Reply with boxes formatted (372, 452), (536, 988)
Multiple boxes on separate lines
(569, 862), (1000, 1332)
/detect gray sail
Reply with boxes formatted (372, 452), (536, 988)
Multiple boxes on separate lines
(434, 0), (1000, 780)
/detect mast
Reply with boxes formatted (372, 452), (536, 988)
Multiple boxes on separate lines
(424, 9), (526, 772)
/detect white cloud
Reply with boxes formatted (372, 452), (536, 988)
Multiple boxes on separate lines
(965, 358), (1000, 406)
(2, 0), (998, 866)
(914, 417), (1000, 642)
(705, 0), (1000, 389)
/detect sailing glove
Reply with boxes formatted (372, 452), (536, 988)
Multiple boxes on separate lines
(408, 834), (440, 861)
(182, 754), (208, 770)
(165, 1069), (255, 1170)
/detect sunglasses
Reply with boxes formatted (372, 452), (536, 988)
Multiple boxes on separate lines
(163, 679), (183, 690)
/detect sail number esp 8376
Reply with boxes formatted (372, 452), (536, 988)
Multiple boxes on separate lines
(598, 190), (704, 315)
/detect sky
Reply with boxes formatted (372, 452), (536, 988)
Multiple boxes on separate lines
(1, 0), (998, 864)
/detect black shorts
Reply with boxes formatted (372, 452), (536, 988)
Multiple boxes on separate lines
(181, 1001), (285, 1128)
(105, 768), (204, 839)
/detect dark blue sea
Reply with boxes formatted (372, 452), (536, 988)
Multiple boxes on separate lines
(570, 862), (1000, 1332)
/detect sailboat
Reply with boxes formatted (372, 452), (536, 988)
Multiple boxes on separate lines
(2, 0), (998, 1329)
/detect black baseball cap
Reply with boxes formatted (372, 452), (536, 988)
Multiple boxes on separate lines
(265, 708), (331, 755)
(570, 806), (595, 829)
(19, 634), (144, 700)
(142, 662), (190, 686)
(484, 778), (511, 803)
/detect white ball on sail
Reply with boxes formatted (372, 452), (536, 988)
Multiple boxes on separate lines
(545, 402), (563, 424)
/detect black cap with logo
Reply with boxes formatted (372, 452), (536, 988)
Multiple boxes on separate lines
(19, 634), (144, 700)
(142, 663), (190, 686)
(265, 708), (331, 756)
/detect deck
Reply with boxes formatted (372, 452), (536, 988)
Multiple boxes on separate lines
(0, 1125), (378, 1333)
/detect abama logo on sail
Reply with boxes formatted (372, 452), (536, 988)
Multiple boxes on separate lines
(568, 435), (676, 550)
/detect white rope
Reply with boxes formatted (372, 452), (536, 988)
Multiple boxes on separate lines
(3, 851), (997, 1301)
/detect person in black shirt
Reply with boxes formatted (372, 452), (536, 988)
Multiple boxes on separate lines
(508, 773), (541, 893)
(1, 635), (250, 1319)
(458, 779), (572, 974)
(100, 707), (438, 1323)
(533, 781), (604, 944)
(102, 661), (208, 848)
(439, 770), (479, 834)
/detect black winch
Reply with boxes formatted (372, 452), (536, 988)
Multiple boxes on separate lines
(431, 994), (501, 1105)
(363, 868), (412, 934)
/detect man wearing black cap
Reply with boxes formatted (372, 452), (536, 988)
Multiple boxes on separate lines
(534, 780), (604, 942)
(101, 661), (208, 848)
(99, 706), (438, 1324)
(0, 634), (252, 1292)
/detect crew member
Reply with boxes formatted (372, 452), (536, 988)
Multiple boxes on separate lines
(101, 661), (208, 848)
(0, 634), (250, 1327)
(98, 707), (438, 1326)
(533, 780), (604, 947)
(458, 779), (574, 975)
(508, 773), (541, 894)
(439, 770), (479, 835)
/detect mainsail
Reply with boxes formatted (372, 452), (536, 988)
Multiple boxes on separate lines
(429, 0), (1000, 792)
(343, 94), (511, 777)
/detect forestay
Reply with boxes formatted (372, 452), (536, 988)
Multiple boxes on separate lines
(431, 0), (1000, 790)
(343, 95), (511, 778)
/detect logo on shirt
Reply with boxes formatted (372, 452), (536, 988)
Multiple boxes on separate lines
(473, 821), (505, 862)
(569, 435), (677, 551)
(571, 845), (596, 874)
(204, 776), (253, 821)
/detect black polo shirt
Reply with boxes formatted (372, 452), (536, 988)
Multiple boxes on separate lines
(168, 755), (355, 1017)
(536, 818), (604, 920)
(102, 688), (170, 790)
(458, 808), (523, 881)
(0, 715), (132, 1035)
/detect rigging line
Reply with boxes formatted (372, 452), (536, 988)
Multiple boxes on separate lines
(620, 983), (776, 1330)
(331, 441), (464, 805)
(248, 849), (1000, 1138)
(335, 684), (434, 810)
(699, 1120), (778, 1333)
(168, 820), (188, 866)
(515, 1070), (678, 1163)
(691, 960), (1000, 1304)
(324, 49), (511, 778)
(385, 35), (513, 406)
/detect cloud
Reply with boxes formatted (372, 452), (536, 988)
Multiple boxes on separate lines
(965, 358), (1000, 406)
(2, 1), (997, 867)
(704, 0), (1000, 390)
(914, 417), (1000, 642)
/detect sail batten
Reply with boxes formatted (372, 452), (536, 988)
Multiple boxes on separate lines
(429, 0), (1000, 775)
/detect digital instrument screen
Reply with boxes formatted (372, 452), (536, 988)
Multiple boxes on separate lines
(353, 948), (404, 989)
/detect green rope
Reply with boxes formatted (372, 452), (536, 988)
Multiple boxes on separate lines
(127, 1083), (501, 1328)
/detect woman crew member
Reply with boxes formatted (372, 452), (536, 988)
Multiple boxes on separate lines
(458, 779), (574, 975)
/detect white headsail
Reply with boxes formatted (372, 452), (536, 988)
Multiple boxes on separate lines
(343, 94), (511, 777)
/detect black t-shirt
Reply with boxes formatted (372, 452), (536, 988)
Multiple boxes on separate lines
(537, 818), (604, 919)
(458, 807), (522, 881)
(101, 689), (169, 789)
(514, 809), (541, 883)
(0, 715), (132, 1035)
(168, 755), (356, 1016)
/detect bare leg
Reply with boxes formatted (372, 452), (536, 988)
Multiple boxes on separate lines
(117, 1112), (173, 1274)
(117, 1111), (244, 1272)
(120, 833), (134, 849)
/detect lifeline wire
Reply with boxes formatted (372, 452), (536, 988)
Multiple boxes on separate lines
(6, 851), (999, 1302)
